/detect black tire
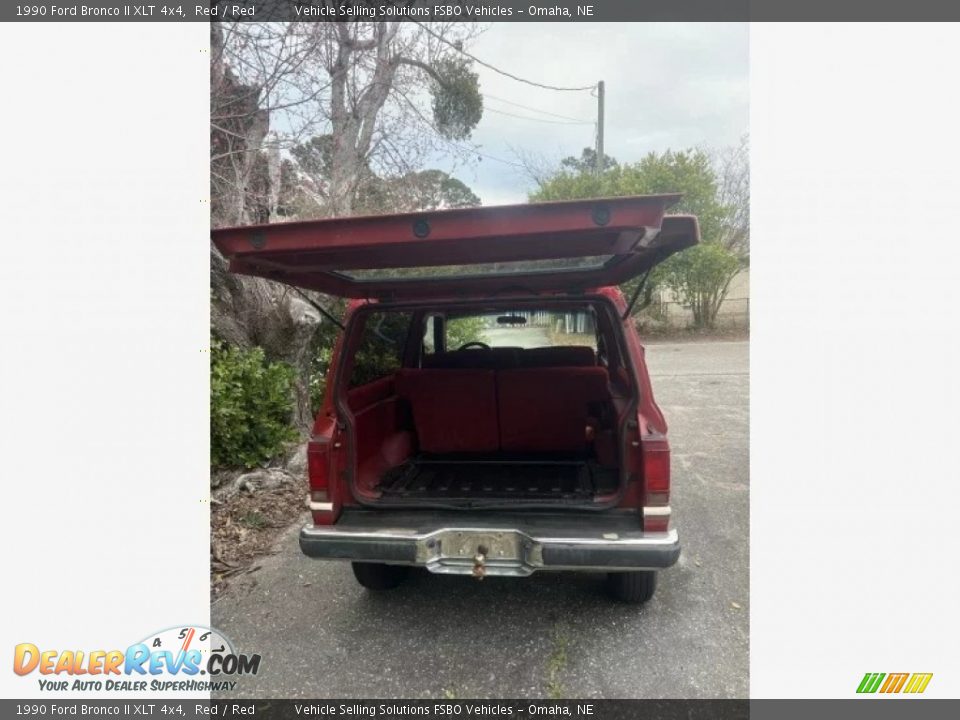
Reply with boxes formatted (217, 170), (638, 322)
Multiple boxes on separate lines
(351, 562), (410, 591)
(605, 571), (658, 604)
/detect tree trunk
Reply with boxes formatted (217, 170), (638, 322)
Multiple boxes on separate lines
(326, 23), (401, 217)
(211, 249), (322, 433)
(210, 24), (323, 436)
(266, 136), (282, 223)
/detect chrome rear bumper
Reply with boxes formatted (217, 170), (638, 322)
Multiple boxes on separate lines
(299, 513), (680, 577)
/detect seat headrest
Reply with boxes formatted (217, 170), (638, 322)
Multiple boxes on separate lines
(519, 346), (596, 368)
(422, 347), (521, 369)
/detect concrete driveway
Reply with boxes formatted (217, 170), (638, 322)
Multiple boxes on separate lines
(212, 341), (749, 698)
(480, 325), (551, 348)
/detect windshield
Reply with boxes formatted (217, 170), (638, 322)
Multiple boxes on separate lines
(425, 309), (597, 352)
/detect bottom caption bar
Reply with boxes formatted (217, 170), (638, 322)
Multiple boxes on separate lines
(5, 699), (960, 720)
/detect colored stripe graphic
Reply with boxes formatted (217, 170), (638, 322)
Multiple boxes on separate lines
(880, 673), (909, 693)
(857, 673), (885, 693)
(857, 672), (932, 694)
(904, 673), (933, 694)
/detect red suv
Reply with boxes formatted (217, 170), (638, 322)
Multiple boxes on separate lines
(213, 195), (698, 603)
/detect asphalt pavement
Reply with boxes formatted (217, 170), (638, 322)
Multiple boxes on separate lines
(212, 340), (749, 698)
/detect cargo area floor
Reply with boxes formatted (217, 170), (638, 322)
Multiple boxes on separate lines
(377, 455), (618, 501)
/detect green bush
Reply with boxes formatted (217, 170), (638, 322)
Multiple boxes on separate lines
(211, 339), (298, 469)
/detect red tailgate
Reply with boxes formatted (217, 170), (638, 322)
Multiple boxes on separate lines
(211, 195), (699, 299)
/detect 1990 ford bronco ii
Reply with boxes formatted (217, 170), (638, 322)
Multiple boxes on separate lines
(212, 195), (698, 603)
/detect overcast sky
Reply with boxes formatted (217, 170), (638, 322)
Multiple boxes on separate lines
(439, 23), (749, 205)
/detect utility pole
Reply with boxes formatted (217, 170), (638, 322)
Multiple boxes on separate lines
(595, 80), (605, 176)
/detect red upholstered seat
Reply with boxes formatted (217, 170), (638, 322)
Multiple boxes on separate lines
(395, 369), (500, 453)
(496, 367), (610, 453)
(519, 346), (596, 368)
(422, 347), (521, 369)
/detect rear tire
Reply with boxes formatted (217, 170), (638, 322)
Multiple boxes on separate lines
(605, 571), (657, 604)
(351, 562), (409, 591)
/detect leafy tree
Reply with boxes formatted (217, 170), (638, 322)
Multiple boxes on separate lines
(381, 169), (481, 212)
(560, 147), (619, 174)
(288, 138), (482, 216)
(531, 146), (747, 329)
(289, 135), (334, 184)
(659, 243), (740, 329)
(533, 148), (724, 232)
(430, 58), (483, 140)
(288, 134), (382, 216)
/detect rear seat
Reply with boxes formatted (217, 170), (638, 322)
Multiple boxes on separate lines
(519, 346), (596, 368)
(422, 347), (521, 369)
(394, 369), (499, 454)
(397, 347), (610, 456)
(497, 367), (610, 453)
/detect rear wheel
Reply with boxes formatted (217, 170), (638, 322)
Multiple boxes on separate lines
(605, 571), (657, 604)
(351, 562), (409, 591)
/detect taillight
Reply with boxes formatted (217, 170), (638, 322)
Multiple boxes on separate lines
(307, 435), (339, 525)
(641, 435), (671, 532)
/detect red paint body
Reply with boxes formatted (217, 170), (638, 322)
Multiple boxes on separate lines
(211, 196), (700, 531)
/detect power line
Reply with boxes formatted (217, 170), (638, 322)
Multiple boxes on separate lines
(485, 106), (594, 126)
(414, 21), (596, 92)
(483, 93), (593, 123)
(451, 141), (525, 168)
(394, 87), (527, 169)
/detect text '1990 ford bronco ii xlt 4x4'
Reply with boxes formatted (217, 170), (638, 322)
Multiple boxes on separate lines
(212, 195), (699, 603)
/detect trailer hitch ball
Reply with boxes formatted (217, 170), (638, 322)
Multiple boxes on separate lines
(473, 545), (488, 580)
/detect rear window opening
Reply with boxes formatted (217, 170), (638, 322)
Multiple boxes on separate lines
(334, 298), (637, 510)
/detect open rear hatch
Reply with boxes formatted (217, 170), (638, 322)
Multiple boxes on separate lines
(211, 195), (699, 299)
(213, 196), (700, 511)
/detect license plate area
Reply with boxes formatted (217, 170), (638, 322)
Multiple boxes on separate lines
(416, 529), (541, 577)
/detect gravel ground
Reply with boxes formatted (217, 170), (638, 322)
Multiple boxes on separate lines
(212, 340), (749, 698)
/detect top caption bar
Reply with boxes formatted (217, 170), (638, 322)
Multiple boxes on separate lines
(7, 0), (960, 22)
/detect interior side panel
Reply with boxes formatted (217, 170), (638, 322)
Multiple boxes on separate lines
(347, 376), (413, 495)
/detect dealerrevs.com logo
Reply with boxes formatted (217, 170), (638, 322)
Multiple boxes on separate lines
(13, 625), (261, 693)
(856, 672), (933, 694)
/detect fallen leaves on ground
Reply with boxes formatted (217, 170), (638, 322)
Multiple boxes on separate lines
(211, 477), (306, 596)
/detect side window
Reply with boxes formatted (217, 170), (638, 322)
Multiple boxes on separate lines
(548, 310), (598, 350)
(348, 312), (412, 388)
